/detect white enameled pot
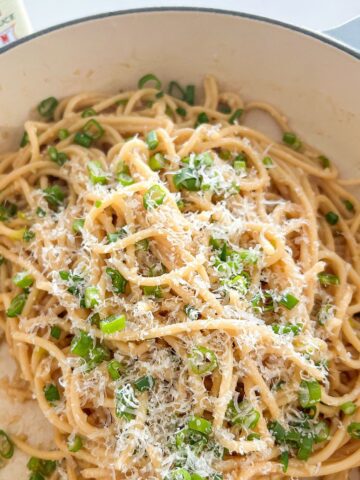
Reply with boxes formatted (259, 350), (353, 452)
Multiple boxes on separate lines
(0, 8), (359, 479)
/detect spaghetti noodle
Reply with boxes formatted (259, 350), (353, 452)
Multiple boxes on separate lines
(0, 74), (360, 479)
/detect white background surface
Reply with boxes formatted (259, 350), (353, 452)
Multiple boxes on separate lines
(24, 0), (360, 33)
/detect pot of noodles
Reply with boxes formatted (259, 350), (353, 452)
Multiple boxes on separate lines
(0, 8), (359, 480)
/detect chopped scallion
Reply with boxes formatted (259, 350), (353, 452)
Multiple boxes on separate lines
(279, 293), (299, 310)
(106, 267), (127, 294)
(100, 313), (126, 334)
(13, 271), (33, 289)
(143, 185), (166, 209)
(189, 346), (218, 375)
(87, 160), (107, 185)
(149, 152), (166, 171)
(138, 73), (162, 89)
(340, 401), (357, 415)
(318, 272), (340, 286)
(195, 112), (209, 127)
(134, 375), (155, 392)
(67, 435), (83, 452)
(299, 380), (321, 408)
(325, 211), (339, 225)
(43, 383), (60, 403)
(50, 326), (61, 340)
(0, 430), (14, 459)
(146, 130), (159, 150)
(6, 292), (27, 317)
(229, 108), (244, 124)
(84, 286), (100, 309)
(37, 97), (58, 119)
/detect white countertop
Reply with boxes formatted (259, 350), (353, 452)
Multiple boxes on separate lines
(24, 0), (360, 34)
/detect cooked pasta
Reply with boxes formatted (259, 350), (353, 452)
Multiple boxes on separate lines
(0, 74), (360, 480)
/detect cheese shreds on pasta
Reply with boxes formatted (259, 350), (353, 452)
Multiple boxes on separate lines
(0, 74), (360, 479)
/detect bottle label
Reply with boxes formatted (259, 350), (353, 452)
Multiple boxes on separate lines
(0, 0), (32, 48)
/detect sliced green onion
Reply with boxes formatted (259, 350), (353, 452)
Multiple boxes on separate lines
(340, 401), (357, 415)
(218, 103), (231, 114)
(74, 132), (92, 147)
(138, 73), (161, 89)
(191, 474), (205, 480)
(48, 146), (68, 166)
(247, 433), (261, 441)
(134, 375), (155, 392)
(72, 218), (85, 234)
(143, 185), (166, 209)
(146, 130), (159, 150)
(106, 267), (127, 294)
(13, 271), (33, 289)
(43, 185), (65, 208)
(229, 108), (244, 124)
(87, 345), (110, 369)
(67, 435), (83, 452)
(115, 384), (138, 420)
(37, 97), (58, 119)
(20, 131), (29, 147)
(319, 155), (330, 169)
(0, 201), (18, 221)
(283, 132), (302, 151)
(27, 457), (56, 476)
(184, 304), (200, 321)
(29, 473), (45, 480)
(343, 199), (354, 212)
(272, 323), (302, 335)
(299, 380), (321, 408)
(188, 416), (212, 436)
(184, 85), (195, 105)
(279, 451), (289, 473)
(149, 152), (166, 171)
(297, 436), (313, 460)
(347, 422), (360, 439)
(81, 108), (96, 118)
(318, 272), (340, 286)
(218, 150), (231, 160)
(189, 346), (217, 375)
(23, 228), (35, 242)
(0, 430), (14, 459)
(43, 383), (60, 402)
(107, 228), (128, 243)
(36, 207), (46, 218)
(50, 326), (61, 340)
(262, 156), (273, 167)
(117, 172), (134, 186)
(173, 167), (201, 191)
(318, 303), (332, 326)
(136, 238), (149, 251)
(176, 107), (187, 117)
(87, 160), (108, 185)
(58, 128), (70, 140)
(279, 293), (299, 310)
(142, 285), (163, 298)
(195, 112), (209, 127)
(107, 360), (123, 381)
(268, 421), (286, 444)
(155, 91), (164, 99)
(168, 468), (191, 480)
(83, 119), (104, 141)
(100, 313), (126, 334)
(84, 286), (100, 309)
(233, 157), (247, 173)
(193, 152), (213, 168)
(6, 292), (27, 317)
(325, 211), (339, 225)
(226, 399), (260, 429)
(314, 420), (330, 443)
(95, 200), (102, 208)
(70, 331), (93, 358)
